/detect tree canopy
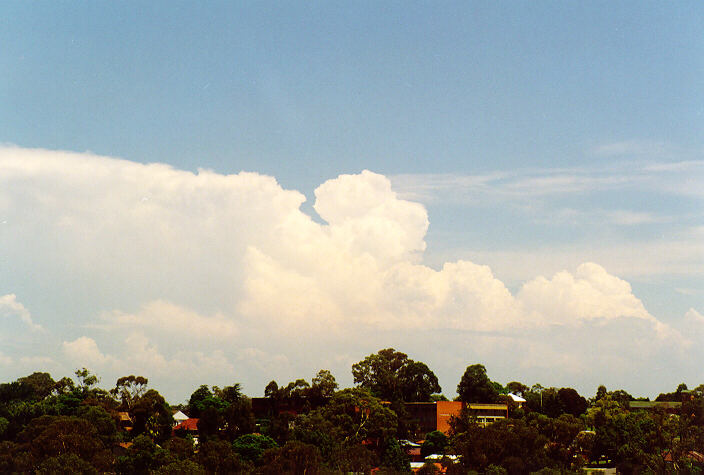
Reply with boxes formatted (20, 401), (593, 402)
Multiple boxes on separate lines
(457, 364), (499, 403)
(352, 348), (441, 402)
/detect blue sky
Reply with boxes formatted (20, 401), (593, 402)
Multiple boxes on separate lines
(0, 2), (702, 402)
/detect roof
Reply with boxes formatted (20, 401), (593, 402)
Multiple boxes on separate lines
(426, 454), (459, 461)
(173, 418), (199, 431)
(399, 439), (421, 448)
(172, 410), (189, 421)
(117, 411), (132, 422)
(628, 401), (682, 410)
(507, 393), (526, 402)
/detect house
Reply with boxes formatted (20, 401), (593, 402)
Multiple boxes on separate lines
(116, 411), (133, 432)
(173, 418), (200, 444)
(172, 410), (189, 426)
(507, 393), (526, 408)
(399, 439), (422, 462)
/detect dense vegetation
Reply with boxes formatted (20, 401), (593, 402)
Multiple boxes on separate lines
(1, 348), (703, 474)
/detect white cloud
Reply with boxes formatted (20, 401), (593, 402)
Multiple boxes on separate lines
(101, 300), (238, 339)
(0, 294), (43, 331)
(592, 140), (668, 157)
(63, 336), (115, 367)
(0, 146), (697, 399)
(684, 308), (704, 325)
(391, 158), (704, 201)
(517, 263), (652, 325)
(0, 352), (13, 366)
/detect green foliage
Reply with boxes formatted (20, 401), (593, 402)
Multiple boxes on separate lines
(197, 438), (249, 472)
(130, 389), (173, 442)
(18, 415), (111, 472)
(152, 459), (206, 475)
(35, 453), (98, 474)
(232, 433), (278, 464)
(506, 381), (529, 397)
(116, 433), (170, 473)
(163, 436), (194, 460)
(187, 385), (227, 417)
(221, 397), (256, 441)
(310, 369), (338, 401)
(260, 440), (323, 474)
(213, 383), (243, 403)
(327, 442), (378, 472)
(457, 364), (498, 403)
(380, 437), (410, 471)
(557, 387), (588, 416)
(421, 430), (448, 457)
(1, 364), (704, 475)
(451, 418), (550, 473)
(17, 372), (56, 400)
(111, 375), (148, 411)
(74, 368), (99, 393)
(352, 348), (441, 402)
(76, 405), (117, 445)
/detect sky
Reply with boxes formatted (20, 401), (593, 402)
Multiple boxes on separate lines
(0, 1), (702, 403)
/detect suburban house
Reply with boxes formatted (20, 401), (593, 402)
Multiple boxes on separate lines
(172, 410), (189, 426)
(506, 393), (526, 408)
(173, 418), (200, 444)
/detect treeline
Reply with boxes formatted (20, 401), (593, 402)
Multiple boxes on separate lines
(0, 348), (703, 474)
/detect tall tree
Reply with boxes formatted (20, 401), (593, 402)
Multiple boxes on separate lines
(457, 364), (499, 403)
(111, 375), (148, 411)
(311, 370), (338, 399)
(352, 348), (441, 402)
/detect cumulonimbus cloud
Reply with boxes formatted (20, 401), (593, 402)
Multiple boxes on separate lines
(0, 146), (688, 399)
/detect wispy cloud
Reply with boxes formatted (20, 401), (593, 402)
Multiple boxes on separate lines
(392, 159), (703, 202)
(592, 140), (669, 158)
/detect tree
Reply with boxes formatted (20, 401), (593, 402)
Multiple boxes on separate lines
(131, 389), (173, 442)
(233, 433), (278, 465)
(399, 361), (442, 402)
(457, 364), (498, 403)
(264, 381), (279, 399)
(594, 385), (608, 402)
(18, 415), (111, 471)
(557, 387), (588, 416)
(311, 370), (338, 400)
(282, 379), (310, 400)
(451, 418), (548, 473)
(115, 434), (169, 473)
(221, 397), (255, 441)
(260, 440), (323, 474)
(421, 430), (448, 457)
(506, 381), (529, 397)
(197, 439), (248, 472)
(196, 406), (221, 440)
(187, 385), (227, 417)
(111, 375), (148, 411)
(213, 383), (242, 403)
(76, 405), (117, 446)
(380, 437), (410, 471)
(352, 348), (441, 402)
(35, 453), (99, 474)
(74, 368), (99, 394)
(17, 373), (56, 400)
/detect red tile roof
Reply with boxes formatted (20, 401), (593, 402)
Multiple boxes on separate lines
(173, 418), (199, 431)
